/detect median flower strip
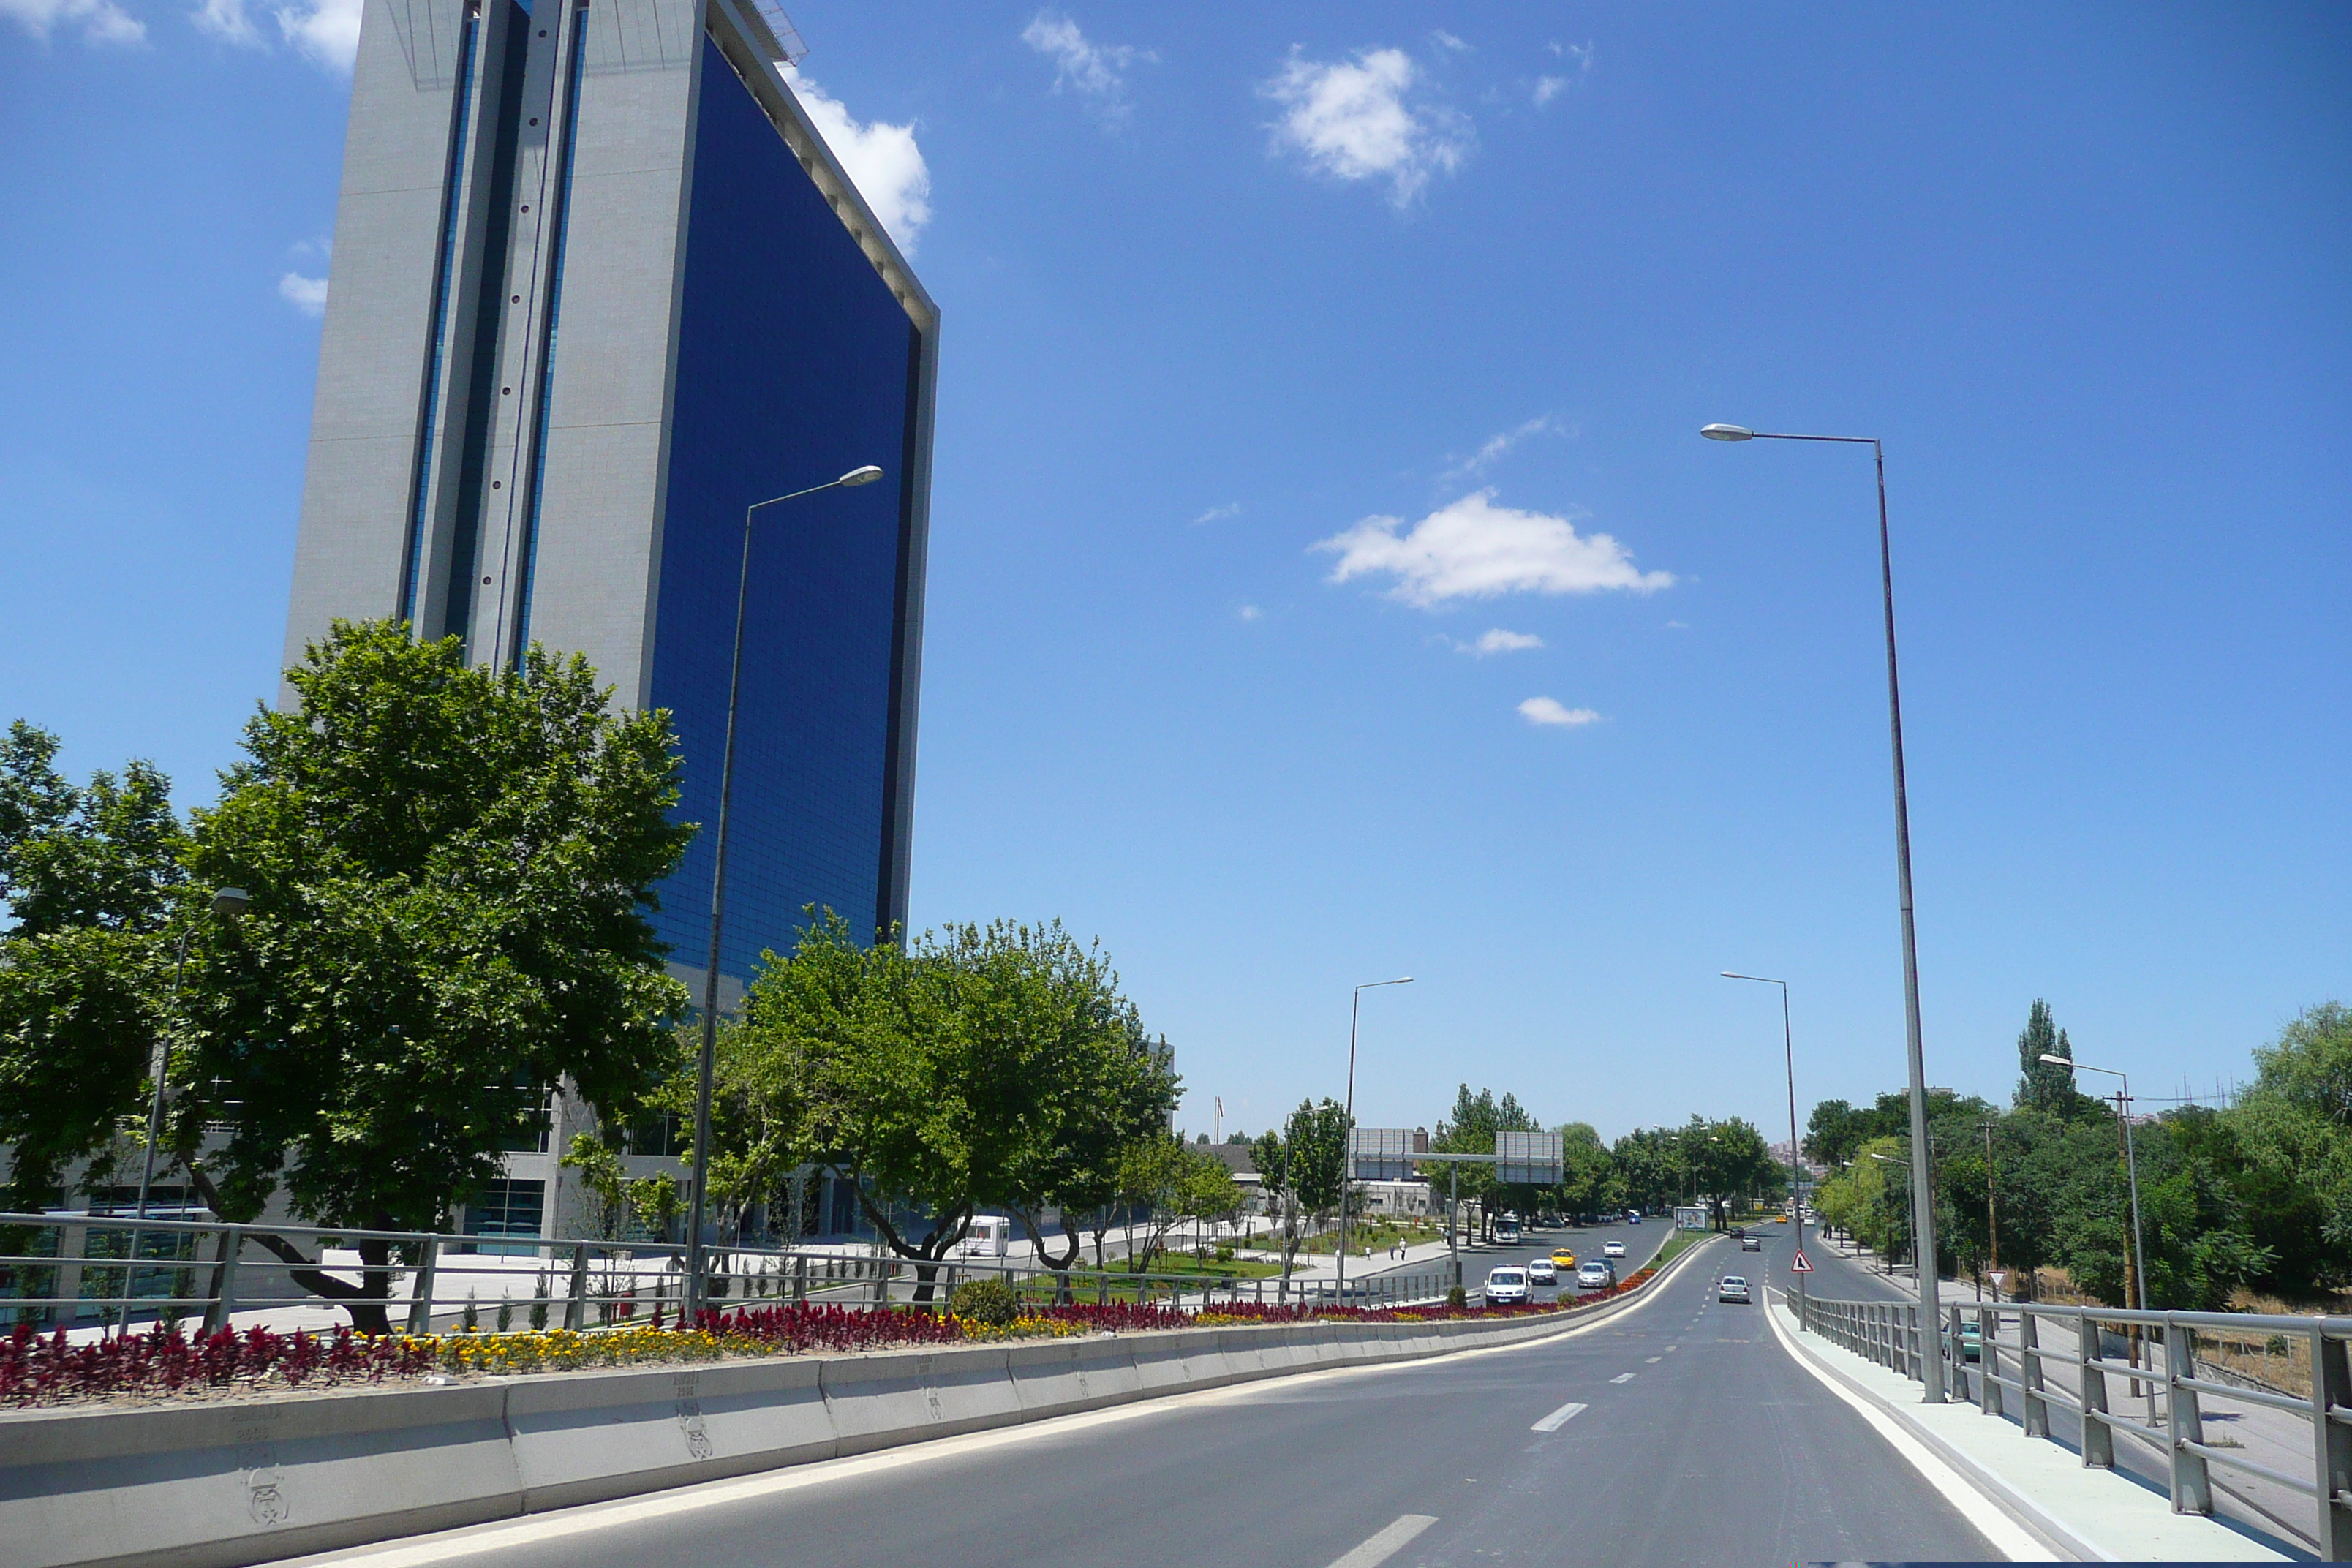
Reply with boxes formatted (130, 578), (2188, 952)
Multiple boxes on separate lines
(2, 1266), (1656, 1407)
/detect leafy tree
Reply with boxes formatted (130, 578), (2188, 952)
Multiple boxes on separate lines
(1803, 1098), (1873, 1169)
(1115, 1134), (1243, 1273)
(1679, 1115), (1776, 1229)
(1551, 1122), (1620, 1219)
(172, 622), (693, 1332)
(2014, 999), (2101, 1119)
(719, 914), (1172, 1297)
(2231, 1003), (2352, 1259)
(1428, 1085), (1540, 1240)
(0, 721), (187, 1212)
(1256, 1097), (1348, 1280)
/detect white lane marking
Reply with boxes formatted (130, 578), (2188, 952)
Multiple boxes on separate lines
(1530, 1400), (1588, 1432)
(1665, 1344), (1679, 1352)
(1327, 1514), (1439, 1568)
(1645, 1355), (1662, 1363)
(1759, 1297), (2042, 1561)
(1610, 1372), (1637, 1384)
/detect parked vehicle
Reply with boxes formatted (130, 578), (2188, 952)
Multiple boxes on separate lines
(1485, 1267), (1530, 1305)
(1526, 1257), (1558, 1285)
(1718, 1275), (1752, 1304)
(960, 1215), (1013, 1258)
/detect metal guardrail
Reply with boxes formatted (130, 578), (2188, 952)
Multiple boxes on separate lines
(1800, 1291), (2352, 1559)
(0, 1211), (1458, 1338)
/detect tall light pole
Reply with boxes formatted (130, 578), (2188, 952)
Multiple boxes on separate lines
(1335, 976), (1412, 1304)
(2044, 1053), (2147, 1314)
(117, 886), (249, 1335)
(1722, 971), (1805, 1315)
(684, 463), (885, 1321)
(1703, 421), (1945, 1400)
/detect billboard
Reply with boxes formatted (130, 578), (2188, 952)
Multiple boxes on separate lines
(1495, 1130), (1563, 1186)
(1349, 1128), (1421, 1181)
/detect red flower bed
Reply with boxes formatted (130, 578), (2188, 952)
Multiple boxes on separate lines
(690, 1301), (965, 1352)
(0, 1322), (434, 1404)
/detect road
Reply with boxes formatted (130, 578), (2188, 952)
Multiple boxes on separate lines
(314, 1227), (2009, 1568)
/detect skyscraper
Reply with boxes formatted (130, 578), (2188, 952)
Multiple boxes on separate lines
(283, 0), (937, 1003)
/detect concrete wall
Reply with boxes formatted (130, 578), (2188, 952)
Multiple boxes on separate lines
(0, 1249), (1715, 1568)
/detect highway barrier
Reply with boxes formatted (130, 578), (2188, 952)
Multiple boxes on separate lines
(0, 1232), (1719, 1568)
(1800, 1291), (2352, 1559)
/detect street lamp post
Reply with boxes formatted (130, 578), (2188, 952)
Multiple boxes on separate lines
(2042, 1053), (2147, 1314)
(683, 464), (885, 1322)
(1335, 976), (1411, 1306)
(1722, 972), (1805, 1316)
(1703, 421), (1945, 1400)
(118, 886), (249, 1335)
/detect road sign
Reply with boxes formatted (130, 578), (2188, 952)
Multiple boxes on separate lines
(1790, 1250), (1814, 1273)
(1348, 1127), (1421, 1180)
(1495, 1129), (1563, 1185)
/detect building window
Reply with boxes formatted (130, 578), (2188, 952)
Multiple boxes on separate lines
(462, 1177), (546, 1254)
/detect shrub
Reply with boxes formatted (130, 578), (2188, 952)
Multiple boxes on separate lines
(1446, 1286), (1467, 1310)
(950, 1277), (1021, 1329)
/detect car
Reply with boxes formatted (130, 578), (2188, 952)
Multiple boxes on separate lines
(1730, 1226), (1745, 1239)
(1602, 1240), (1626, 1259)
(1550, 1247), (1578, 1270)
(1575, 1261), (1613, 1289)
(1741, 1235), (1763, 1251)
(1625, 1211), (1641, 1225)
(1945, 1319), (1983, 1363)
(1719, 1275), (1752, 1303)
(1526, 1257), (1558, 1285)
(1485, 1267), (1530, 1305)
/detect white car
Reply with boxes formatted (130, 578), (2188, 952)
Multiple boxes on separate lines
(1719, 1275), (1752, 1304)
(1526, 1257), (1558, 1285)
(1602, 1240), (1626, 1259)
(1485, 1267), (1530, 1305)
(1575, 1262), (1613, 1289)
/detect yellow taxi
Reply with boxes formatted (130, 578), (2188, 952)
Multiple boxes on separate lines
(1550, 1247), (1577, 1270)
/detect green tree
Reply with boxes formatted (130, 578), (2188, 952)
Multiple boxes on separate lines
(1428, 1085), (1539, 1240)
(1680, 1115), (1776, 1229)
(2231, 1003), (2352, 1259)
(1115, 1134), (1243, 1273)
(2014, 999), (2100, 1119)
(0, 721), (188, 1212)
(1256, 1097), (1349, 1278)
(1803, 1098), (1873, 1169)
(1551, 1122), (1620, 1220)
(1609, 1126), (1684, 1214)
(173, 622), (693, 1332)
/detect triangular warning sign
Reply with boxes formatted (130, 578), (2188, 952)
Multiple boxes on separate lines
(1790, 1250), (1814, 1273)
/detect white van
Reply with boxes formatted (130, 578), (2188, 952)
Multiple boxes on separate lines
(1485, 1267), (1530, 1305)
(961, 1215), (1013, 1258)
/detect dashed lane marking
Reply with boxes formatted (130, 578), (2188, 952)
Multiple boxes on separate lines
(1610, 1372), (1637, 1384)
(1646, 1356), (1662, 1363)
(1530, 1400), (1588, 1432)
(1327, 1514), (1439, 1568)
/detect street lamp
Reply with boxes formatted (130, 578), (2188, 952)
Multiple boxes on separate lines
(1722, 972), (1806, 1313)
(2042, 1053), (2148, 1314)
(683, 464), (885, 1321)
(118, 885), (249, 1334)
(1702, 421), (1945, 1401)
(1335, 976), (1412, 1305)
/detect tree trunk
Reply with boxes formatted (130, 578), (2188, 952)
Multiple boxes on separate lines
(186, 1165), (398, 1334)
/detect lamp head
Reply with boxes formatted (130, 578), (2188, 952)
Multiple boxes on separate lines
(2038, 1053), (2073, 1068)
(837, 464), (885, 487)
(1700, 423), (1754, 442)
(211, 886), (250, 919)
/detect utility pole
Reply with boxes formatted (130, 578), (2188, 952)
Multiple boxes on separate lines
(1979, 1119), (1999, 1301)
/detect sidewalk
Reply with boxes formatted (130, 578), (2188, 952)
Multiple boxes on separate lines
(1765, 1293), (2294, 1561)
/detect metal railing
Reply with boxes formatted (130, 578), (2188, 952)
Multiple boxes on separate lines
(1800, 1291), (2352, 1559)
(0, 1211), (1459, 1339)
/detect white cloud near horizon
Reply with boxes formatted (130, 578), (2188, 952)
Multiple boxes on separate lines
(1022, 11), (1152, 124)
(785, 66), (932, 257)
(1, 0), (144, 45)
(279, 272), (328, 315)
(1262, 46), (1471, 206)
(1460, 628), (1543, 656)
(1519, 696), (1599, 727)
(1316, 489), (1673, 607)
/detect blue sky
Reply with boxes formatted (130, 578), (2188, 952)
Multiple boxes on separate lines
(3, 2), (2345, 1145)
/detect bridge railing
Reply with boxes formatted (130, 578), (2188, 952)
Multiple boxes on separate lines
(0, 1210), (1458, 1340)
(1799, 1290), (2352, 1560)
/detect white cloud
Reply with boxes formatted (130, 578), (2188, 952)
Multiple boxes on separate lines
(1193, 502), (1240, 524)
(1535, 40), (1592, 105)
(274, 0), (358, 70)
(1532, 75), (1567, 106)
(190, 0), (259, 45)
(278, 272), (328, 315)
(1022, 11), (1151, 123)
(1237, 605), (1263, 622)
(1430, 29), (1469, 53)
(1444, 413), (1567, 480)
(1, 0), (144, 45)
(1459, 628), (1543, 656)
(1664, 619), (1689, 630)
(1262, 46), (1471, 206)
(1315, 489), (1673, 608)
(784, 66), (932, 257)
(1519, 696), (1599, 728)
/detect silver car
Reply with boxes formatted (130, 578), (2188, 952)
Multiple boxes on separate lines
(1526, 1257), (1558, 1285)
(1718, 1274), (1752, 1304)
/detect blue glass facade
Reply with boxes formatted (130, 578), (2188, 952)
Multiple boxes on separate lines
(649, 36), (923, 984)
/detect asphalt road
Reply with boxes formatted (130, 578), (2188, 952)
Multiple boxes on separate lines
(320, 1227), (2006, 1568)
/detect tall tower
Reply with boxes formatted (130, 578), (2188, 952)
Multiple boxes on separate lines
(284, 0), (938, 1001)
